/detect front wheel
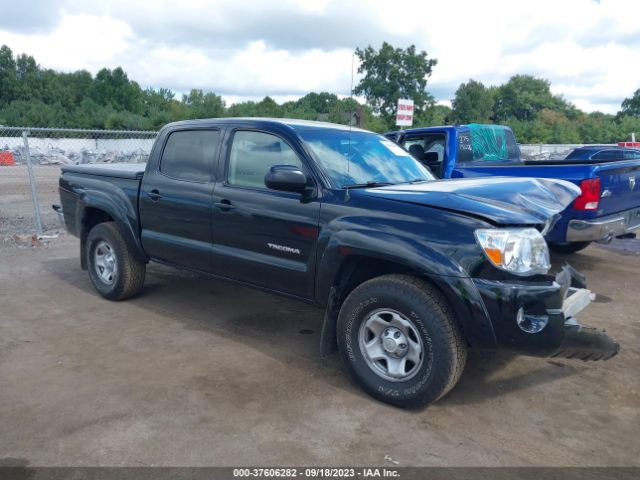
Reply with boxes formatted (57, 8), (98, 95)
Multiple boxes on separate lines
(548, 241), (591, 254)
(336, 274), (467, 408)
(86, 222), (146, 300)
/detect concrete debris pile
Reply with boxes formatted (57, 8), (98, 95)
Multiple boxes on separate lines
(520, 149), (574, 161)
(1, 145), (150, 166)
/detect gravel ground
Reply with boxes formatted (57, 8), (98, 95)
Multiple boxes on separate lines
(0, 165), (63, 235)
(0, 234), (638, 467)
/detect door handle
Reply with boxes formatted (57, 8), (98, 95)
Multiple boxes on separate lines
(147, 189), (161, 201)
(214, 199), (235, 211)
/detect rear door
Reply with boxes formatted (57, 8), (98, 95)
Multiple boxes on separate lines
(211, 128), (321, 299)
(139, 128), (222, 270)
(595, 149), (640, 215)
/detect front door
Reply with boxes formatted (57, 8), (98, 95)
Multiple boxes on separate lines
(211, 129), (321, 299)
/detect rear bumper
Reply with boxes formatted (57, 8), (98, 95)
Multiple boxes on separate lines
(566, 206), (640, 242)
(52, 204), (65, 228)
(472, 264), (619, 361)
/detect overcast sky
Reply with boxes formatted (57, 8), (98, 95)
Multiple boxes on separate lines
(0, 0), (638, 113)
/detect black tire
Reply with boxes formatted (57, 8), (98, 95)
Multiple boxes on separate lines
(336, 274), (467, 408)
(548, 241), (591, 254)
(86, 222), (146, 300)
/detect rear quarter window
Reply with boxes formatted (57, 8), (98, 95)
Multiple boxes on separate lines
(160, 129), (220, 182)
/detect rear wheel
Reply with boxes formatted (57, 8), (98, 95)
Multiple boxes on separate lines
(548, 241), (591, 254)
(86, 222), (146, 300)
(336, 274), (467, 408)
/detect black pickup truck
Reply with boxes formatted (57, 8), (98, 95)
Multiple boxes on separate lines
(56, 118), (619, 408)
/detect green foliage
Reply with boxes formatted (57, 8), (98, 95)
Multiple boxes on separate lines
(451, 80), (494, 124)
(576, 112), (619, 143)
(620, 89), (640, 117)
(354, 42), (436, 128)
(1, 43), (639, 144)
(0, 45), (18, 106)
(414, 104), (452, 128)
(182, 89), (226, 119)
(494, 75), (574, 122)
(616, 115), (640, 141)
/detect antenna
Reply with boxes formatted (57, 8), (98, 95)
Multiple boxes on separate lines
(345, 52), (355, 201)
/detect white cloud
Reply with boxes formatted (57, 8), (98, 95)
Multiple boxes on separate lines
(0, 12), (132, 71)
(0, 0), (639, 113)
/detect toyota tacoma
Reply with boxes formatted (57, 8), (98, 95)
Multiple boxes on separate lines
(55, 118), (619, 408)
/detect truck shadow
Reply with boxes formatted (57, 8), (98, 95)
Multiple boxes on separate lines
(441, 350), (578, 406)
(43, 257), (580, 408)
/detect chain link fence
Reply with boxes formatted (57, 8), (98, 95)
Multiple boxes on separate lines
(0, 127), (157, 238)
(0, 126), (618, 238)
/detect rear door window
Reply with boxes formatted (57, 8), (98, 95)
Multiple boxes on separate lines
(160, 130), (220, 182)
(623, 149), (640, 160)
(592, 150), (623, 161)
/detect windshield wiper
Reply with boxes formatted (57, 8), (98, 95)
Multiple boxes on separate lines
(343, 181), (394, 189)
(400, 178), (431, 184)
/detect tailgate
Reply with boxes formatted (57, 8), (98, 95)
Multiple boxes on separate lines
(595, 160), (640, 215)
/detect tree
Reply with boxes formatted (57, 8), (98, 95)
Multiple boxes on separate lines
(414, 104), (452, 127)
(91, 67), (143, 113)
(536, 108), (580, 143)
(620, 89), (640, 117)
(451, 79), (494, 124)
(15, 53), (41, 101)
(294, 92), (339, 114)
(354, 42), (437, 128)
(494, 75), (571, 122)
(576, 112), (618, 144)
(616, 115), (640, 142)
(182, 89), (225, 119)
(0, 45), (17, 106)
(254, 96), (280, 117)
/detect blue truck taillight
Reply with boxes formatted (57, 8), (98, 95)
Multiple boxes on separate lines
(573, 178), (601, 211)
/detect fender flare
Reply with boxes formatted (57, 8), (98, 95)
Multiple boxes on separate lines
(317, 238), (497, 356)
(76, 188), (148, 267)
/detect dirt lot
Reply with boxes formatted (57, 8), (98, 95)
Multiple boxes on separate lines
(0, 234), (638, 467)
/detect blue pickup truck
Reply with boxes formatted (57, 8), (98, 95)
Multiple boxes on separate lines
(386, 124), (640, 253)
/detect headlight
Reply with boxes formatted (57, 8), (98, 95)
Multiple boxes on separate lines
(475, 228), (550, 276)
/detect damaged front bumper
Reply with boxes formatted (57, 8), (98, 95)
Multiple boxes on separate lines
(472, 264), (619, 361)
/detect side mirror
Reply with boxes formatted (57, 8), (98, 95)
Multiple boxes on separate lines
(265, 165), (309, 193)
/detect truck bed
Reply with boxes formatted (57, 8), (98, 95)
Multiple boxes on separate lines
(61, 163), (145, 179)
(59, 163), (144, 239)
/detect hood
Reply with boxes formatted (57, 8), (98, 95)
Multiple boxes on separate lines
(355, 177), (581, 226)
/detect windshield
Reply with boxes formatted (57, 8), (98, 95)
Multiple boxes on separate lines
(297, 129), (433, 188)
(457, 124), (520, 163)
